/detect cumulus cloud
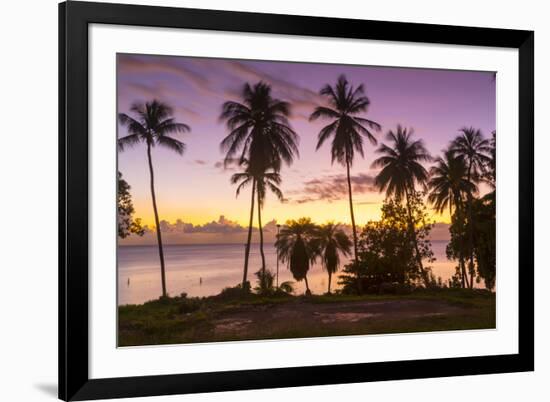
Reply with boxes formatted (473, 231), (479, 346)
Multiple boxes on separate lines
(288, 173), (376, 204)
(158, 216), (251, 234)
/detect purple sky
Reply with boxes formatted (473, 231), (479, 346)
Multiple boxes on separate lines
(117, 53), (495, 230)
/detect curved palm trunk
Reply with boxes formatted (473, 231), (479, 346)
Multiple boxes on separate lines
(327, 271), (332, 294)
(460, 256), (470, 288)
(346, 161), (359, 259)
(404, 188), (428, 286)
(466, 162), (475, 289)
(242, 179), (256, 289)
(456, 206), (469, 289)
(453, 198), (469, 289)
(146, 143), (167, 298)
(257, 189), (267, 288)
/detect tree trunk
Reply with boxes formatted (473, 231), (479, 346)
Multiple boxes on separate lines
(242, 179), (256, 289)
(459, 255), (470, 288)
(328, 271), (332, 294)
(257, 187), (267, 289)
(466, 162), (475, 289)
(304, 276), (311, 295)
(454, 198), (469, 289)
(404, 188), (428, 286)
(276, 230), (280, 289)
(146, 143), (167, 298)
(346, 161), (359, 259)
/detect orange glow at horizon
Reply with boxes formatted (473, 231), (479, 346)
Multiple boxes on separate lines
(132, 197), (452, 229)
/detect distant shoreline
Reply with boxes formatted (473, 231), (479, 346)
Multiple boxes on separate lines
(119, 239), (451, 248)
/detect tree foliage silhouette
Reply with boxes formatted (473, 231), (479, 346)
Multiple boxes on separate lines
(372, 125), (431, 285)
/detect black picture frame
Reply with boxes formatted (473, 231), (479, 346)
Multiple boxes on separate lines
(59, 1), (534, 400)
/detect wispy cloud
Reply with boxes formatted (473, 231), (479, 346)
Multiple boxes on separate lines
(214, 158), (239, 173)
(118, 54), (210, 89)
(288, 173), (376, 204)
(221, 60), (325, 117)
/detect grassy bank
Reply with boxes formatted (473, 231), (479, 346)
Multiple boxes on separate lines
(118, 288), (495, 347)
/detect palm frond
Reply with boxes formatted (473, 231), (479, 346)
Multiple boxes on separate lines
(117, 133), (142, 151)
(156, 135), (185, 155)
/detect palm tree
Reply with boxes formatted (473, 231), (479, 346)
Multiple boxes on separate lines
(371, 125), (431, 285)
(450, 127), (491, 288)
(275, 218), (319, 295)
(118, 100), (190, 298)
(310, 75), (381, 260)
(428, 150), (476, 287)
(232, 165), (284, 290)
(428, 150), (475, 215)
(315, 223), (352, 294)
(220, 82), (299, 288)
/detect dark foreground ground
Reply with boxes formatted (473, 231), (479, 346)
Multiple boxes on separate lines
(118, 289), (495, 346)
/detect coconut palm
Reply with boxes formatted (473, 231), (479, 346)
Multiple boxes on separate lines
(275, 218), (319, 295)
(371, 125), (431, 285)
(428, 150), (475, 215)
(118, 100), (189, 298)
(428, 150), (476, 287)
(220, 81), (299, 174)
(220, 82), (299, 288)
(231, 164), (284, 290)
(315, 223), (352, 294)
(310, 75), (381, 260)
(450, 127), (491, 288)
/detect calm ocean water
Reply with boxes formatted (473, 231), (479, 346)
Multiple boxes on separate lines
(118, 241), (457, 305)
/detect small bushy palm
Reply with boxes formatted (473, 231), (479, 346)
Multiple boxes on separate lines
(315, 223), (352, 293)
(275, 218), (319, 295)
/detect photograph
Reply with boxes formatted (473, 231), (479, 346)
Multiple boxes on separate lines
(116, 53), (497, 347)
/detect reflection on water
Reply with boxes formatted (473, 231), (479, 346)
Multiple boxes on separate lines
(118, 241), (456, 305)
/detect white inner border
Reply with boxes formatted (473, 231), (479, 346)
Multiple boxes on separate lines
(89, 24), (519, 379)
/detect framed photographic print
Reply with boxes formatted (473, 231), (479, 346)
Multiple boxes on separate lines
(59, 1), (534, 400)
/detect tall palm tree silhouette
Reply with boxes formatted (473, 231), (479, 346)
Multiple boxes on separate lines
(310, 75), (381, 260)
(372, 125), (431, 285)
(428, 149), (476, 287)
(315, 223), (352, 294)
(231, 165), (284, 291)
(220, 82), (298, 288)
(275, 218), (319, 295)
(118, 100), (190, 298)
(450, 127), (490, 288)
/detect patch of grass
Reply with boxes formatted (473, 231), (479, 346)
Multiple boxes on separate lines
(118, 288), (495, 347)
